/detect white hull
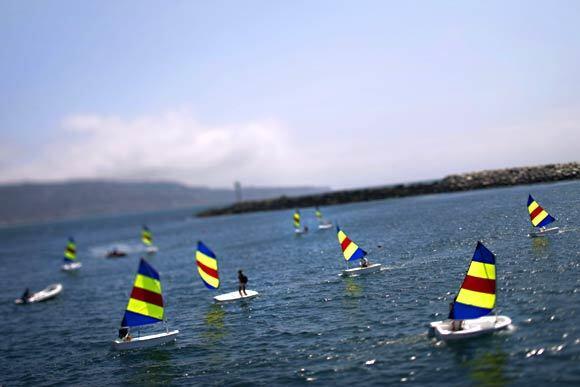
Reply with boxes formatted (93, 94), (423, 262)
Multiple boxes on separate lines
(214, 290), (259, 303)
(145, 245), (159, 254)
(528, 226), (559, 238)
(111, 330), (179, 351)
(61, 262), (82, 271)
(318, 223), (333, 230)
(341, 263), (382, 277)
(15, 283), (63, 304)
(294, 229), (306, 235)
(429, 315), (511, 341)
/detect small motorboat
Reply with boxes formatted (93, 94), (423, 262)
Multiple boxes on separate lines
(106, 249), (127, 258)
(214, 290), (259, 303)
(15, 283), (63, 304)
(111, 258), (179, 351)
(341, 263), (382, 277)
(61, 237), (82, 271)
(527, 195), (559, 238)
(428, 241), (512, 341)
(112, 329), (179, 351)
(429, 315), (511, 341)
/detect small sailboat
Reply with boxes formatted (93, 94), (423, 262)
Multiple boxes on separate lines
(315, 206), (333, 230)
(293, 209), (308, 234)
(527, 195), (559, 237)
(429, 242), (511, 341)
(15, 283), (63, 304)
(111, 258), (178, 350)
(195, 241), (259, 303)
(337, 226), (381, 276)
(61, 237), (82, 271)
(142, 225), (159, 253)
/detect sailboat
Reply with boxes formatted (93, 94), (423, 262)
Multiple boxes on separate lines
(293, 209), (307, 234)
(315, 206), (333, 230)
(142, 225), (159, 253)
(61, 237), (82, 271)
(195, 241), (259, 303)
(111, 258), (179, 350)
(337, 226), (382, 276)
(527, 195), (559, 237)
(429, 242), (511, 341)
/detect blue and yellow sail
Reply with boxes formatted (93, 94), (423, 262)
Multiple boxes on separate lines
(527, 195), (556, 228)
(451, 242), (496, 320)
(195, 241), (220, 290)
(142, 226), (153, 246)
(315, 207), (322, 220)
(63, 237), (77, 263)
(293, 210), (301, 230)
(336, 226), (367, 262)
(121, 258), (164, 327)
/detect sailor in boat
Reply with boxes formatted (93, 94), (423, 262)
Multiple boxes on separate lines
(448, 297), (463, 331)
(238, 270), (248, 296)
(360, 257), (370, 268)
(118, 327), (132, 342)
(21, 288), (31, 303)
(303, 226), (309, 233)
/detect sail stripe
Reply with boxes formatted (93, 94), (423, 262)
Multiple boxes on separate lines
(130, 287), (164, 307)
(461, 275), (495, 294)
(452, 242), (496, 320)
(336, 227), (367, 262)
(527, 195), (555, 228)
(195, 241), (220, 290)
(122, 259), (164, 327)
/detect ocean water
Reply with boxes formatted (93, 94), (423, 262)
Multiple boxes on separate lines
(0, 181), (579, 386)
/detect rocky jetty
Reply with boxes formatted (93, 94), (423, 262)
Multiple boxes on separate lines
(197, 162), (580, 217)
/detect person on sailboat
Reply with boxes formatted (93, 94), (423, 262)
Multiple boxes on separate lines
(21, 288), (31, 303)
(448, 297), (463, 331)
(118, 327), (131, 341)
(238, 270), (248, 296)
(360, 257), (369, 268)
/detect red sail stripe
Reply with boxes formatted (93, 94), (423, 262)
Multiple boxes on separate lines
(197, 260), (219, 279)
(530, 206), (544, 219)
(461, 275), (496, 294)
(341, 237), (352, 251)
(131, 286), (164, 307)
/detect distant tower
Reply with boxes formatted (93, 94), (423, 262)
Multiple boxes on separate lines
(234, 181), (242, 202)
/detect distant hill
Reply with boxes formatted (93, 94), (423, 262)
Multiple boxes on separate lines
(0, 181), (330, 225)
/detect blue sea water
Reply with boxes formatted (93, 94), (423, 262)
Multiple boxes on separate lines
(0, 181), (579, 386)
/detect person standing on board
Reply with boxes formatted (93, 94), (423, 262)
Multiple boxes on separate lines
(238, 270), (248, 297)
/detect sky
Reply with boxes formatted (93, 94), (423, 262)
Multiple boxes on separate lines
(1, 0), (579, 189)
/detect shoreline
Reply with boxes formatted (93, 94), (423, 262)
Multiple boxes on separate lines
(197, 162), (580, 217)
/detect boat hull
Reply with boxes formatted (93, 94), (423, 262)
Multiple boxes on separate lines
(528, 226), (560, 238)
(318, 223), (333, 230)
(341, 263), (382, 277)
(61, 262), (82, 271)
(15, 283), (63, 304)
(429, 315), (511, 341)
(214, 290), (259, 303)
(111, 330), (179, 351)
(145, 245), (159, 254)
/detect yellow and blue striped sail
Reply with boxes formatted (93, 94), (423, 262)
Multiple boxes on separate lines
(141, 226), (153, 246)
(451, 242), (496, 320)
(121, 258), (164, 327)
(336, 226), (367, 262)
(527, 195), (556, 228)
(195, 241), (220, 290)
(293, 210), (301, 230)
(63, 238), (77, 263)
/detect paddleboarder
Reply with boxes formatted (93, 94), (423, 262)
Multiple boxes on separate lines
(238, 270), (248, 296)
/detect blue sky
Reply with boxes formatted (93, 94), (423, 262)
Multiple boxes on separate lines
(1, 0), (579, 189)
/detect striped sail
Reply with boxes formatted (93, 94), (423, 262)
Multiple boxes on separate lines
(142, 226), (153, 246)
(336, 226), (367, 262)
(315, 207), (322, 220)
(452, 242), (496, 320)
(527, 195), (556, 228)
(195, 241), (220, 289)
(64, 238), (77, 263)
(293, 210), (301, 230)
(121, 258), (164, 327)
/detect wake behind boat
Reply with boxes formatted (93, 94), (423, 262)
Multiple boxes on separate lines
(111, 258), (178, 350)
(428, 241), (511, 341)
(61, 237), (82, 271)
(15, 283), (63, 304)
(527, 195), (560, 237)
(195, 241), (260, 303)
(336, 226), (382, 277)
